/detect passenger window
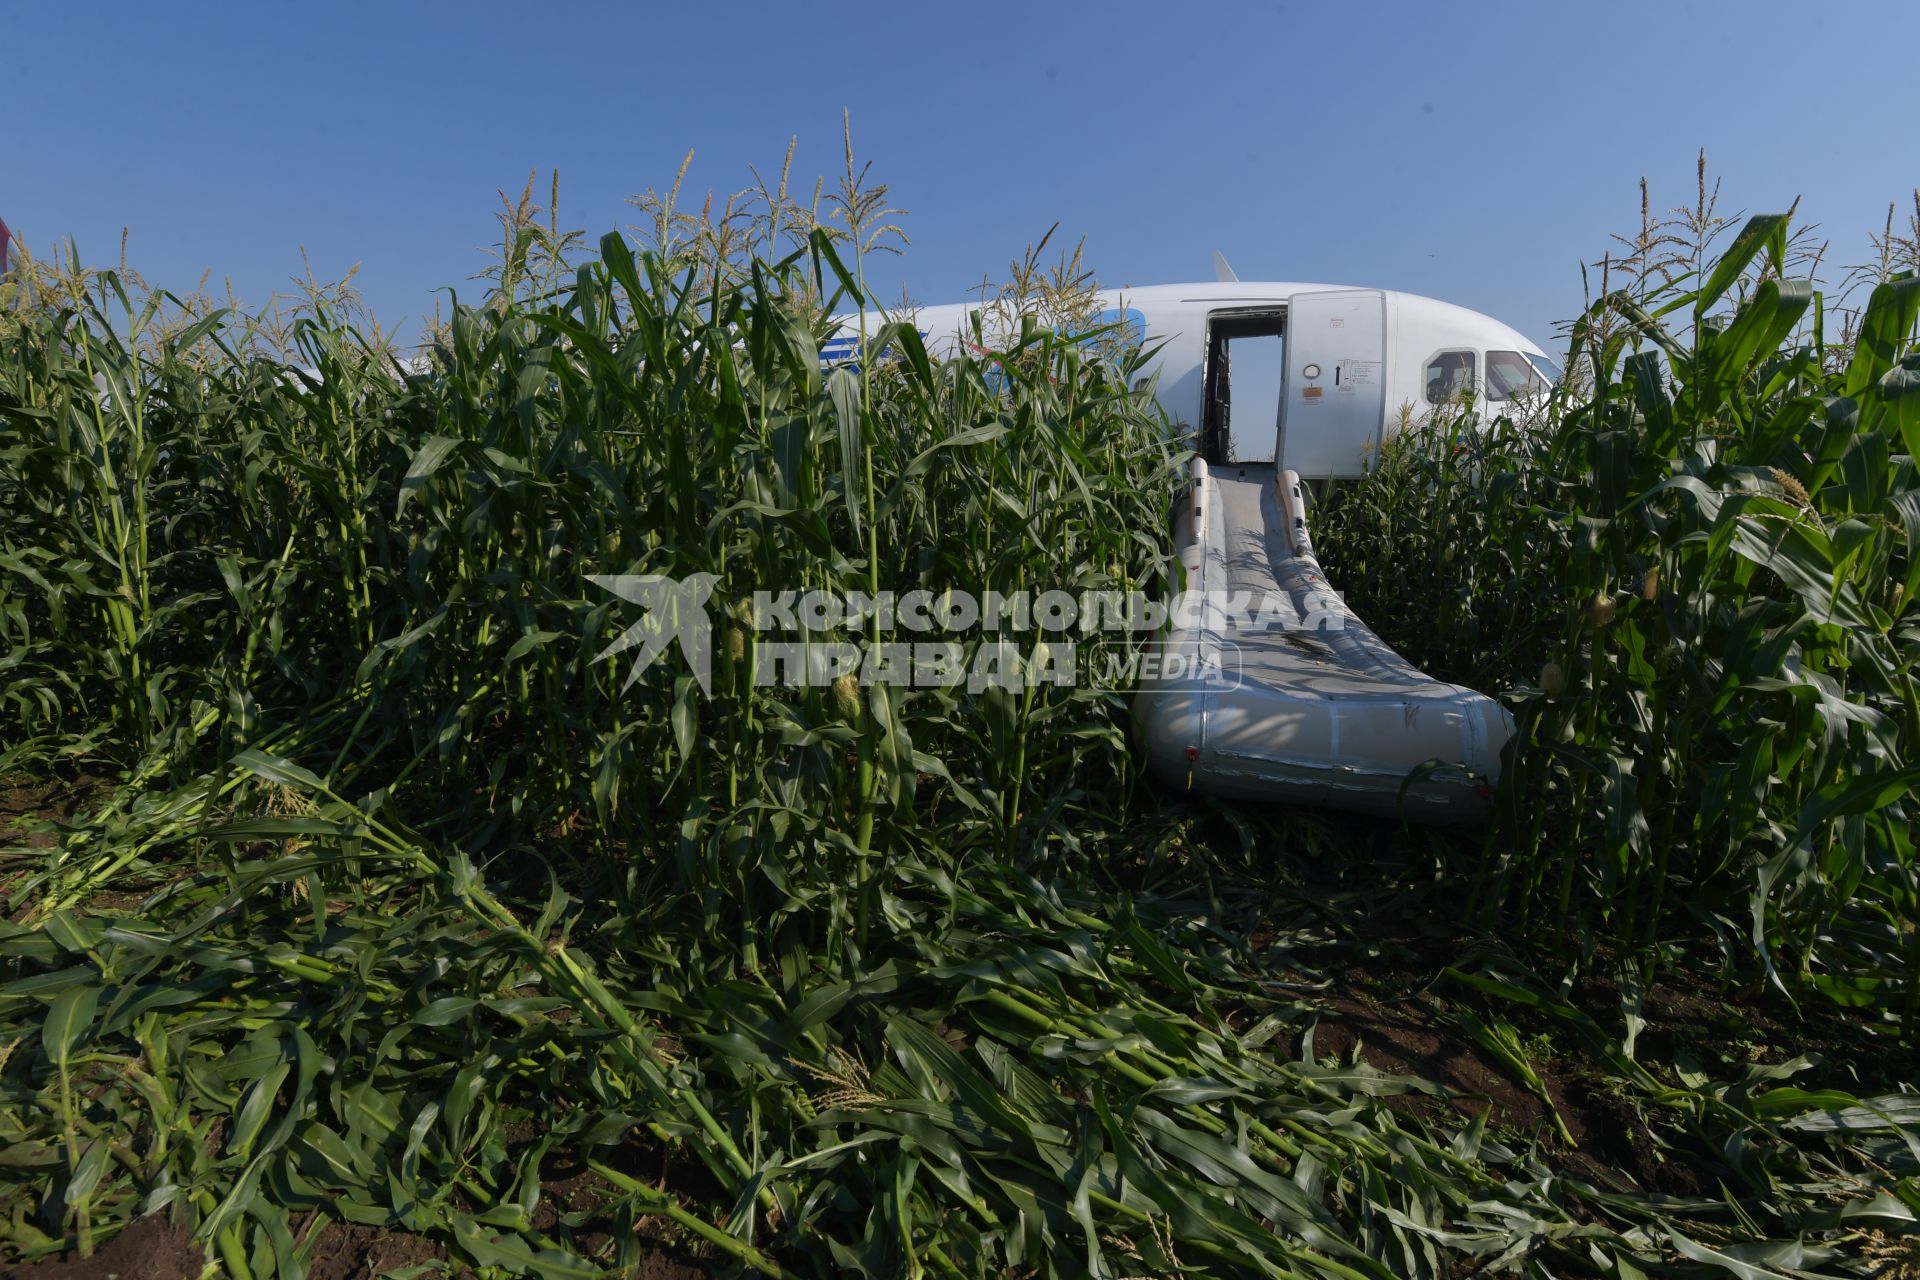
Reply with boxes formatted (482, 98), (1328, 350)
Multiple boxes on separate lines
(1486, 350), (1543, 401)
(1424, 350), (1476, 405)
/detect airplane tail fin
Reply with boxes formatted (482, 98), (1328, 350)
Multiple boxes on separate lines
(1212, 251), (1238, 283)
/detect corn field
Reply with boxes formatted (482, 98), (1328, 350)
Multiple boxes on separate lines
(1317, 211), (1920, 1035)
(1, 175), (1918, 1278)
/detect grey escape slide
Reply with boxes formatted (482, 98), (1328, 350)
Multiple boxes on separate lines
(1133, 460), (1511, 821)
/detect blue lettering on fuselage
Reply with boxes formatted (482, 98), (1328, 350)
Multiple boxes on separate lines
(820, 328), (930, 371)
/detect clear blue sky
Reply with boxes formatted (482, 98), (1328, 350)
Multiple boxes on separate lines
(7, 1), (1916, 351)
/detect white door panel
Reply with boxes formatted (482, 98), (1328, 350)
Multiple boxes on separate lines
(1281, 290), (1387, 478)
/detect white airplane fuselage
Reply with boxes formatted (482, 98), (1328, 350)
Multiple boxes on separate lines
(849, 282), (1556, 480)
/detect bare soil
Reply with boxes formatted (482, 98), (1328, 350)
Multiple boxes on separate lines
(0, 1215), (204, 1280)
(304, 1222), (448, 1280)
(4, 1216), (712, 1280)
(1, 770), (117, 921)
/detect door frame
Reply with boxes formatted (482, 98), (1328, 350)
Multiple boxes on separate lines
(1198, 307), (1287, 465)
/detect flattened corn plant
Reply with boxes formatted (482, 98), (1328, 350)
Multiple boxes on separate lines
(6, 770), (1919, 1279)
(0, 219), (1915, 1278)
(1318, 214), (1920, 1030)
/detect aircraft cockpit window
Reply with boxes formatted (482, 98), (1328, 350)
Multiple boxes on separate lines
(1524, 351), (1563, 385)
(1424, 350), (1476, 404)
(1485, 349), (1546, 401)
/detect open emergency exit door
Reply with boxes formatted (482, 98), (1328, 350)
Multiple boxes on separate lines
(1280, 290), (1386, 478)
